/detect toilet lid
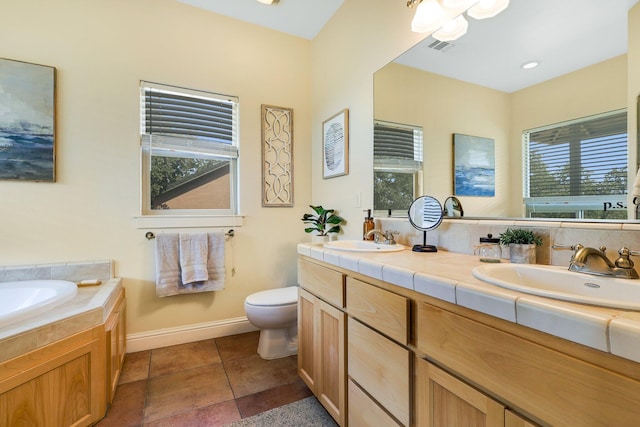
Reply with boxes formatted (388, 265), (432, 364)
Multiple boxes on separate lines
(245, 286), (299, 306)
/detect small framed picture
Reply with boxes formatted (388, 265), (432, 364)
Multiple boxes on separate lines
(322, 109), (349, 179)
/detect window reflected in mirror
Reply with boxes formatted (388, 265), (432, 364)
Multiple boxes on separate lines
(373, 121), (423, 217)
(523, 109), (627, 220)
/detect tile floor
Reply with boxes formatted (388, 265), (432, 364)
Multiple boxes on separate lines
(96, 331), (312, 426)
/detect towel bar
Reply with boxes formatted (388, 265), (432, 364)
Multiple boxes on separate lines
(145, 230), (234, 240)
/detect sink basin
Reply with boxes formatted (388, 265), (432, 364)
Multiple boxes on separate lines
(323, 240), (405, 252)
(472, 263), (640, 310)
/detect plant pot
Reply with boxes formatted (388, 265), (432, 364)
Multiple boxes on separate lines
(311, 235), (330, 245)
(509, 243), (537, 264)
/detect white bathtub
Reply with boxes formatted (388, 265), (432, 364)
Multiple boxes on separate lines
(0, 280), (78, 328)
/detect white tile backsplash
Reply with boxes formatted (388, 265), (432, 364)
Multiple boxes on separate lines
(0, 260), (113, 283)
(377, 218), (640, 267)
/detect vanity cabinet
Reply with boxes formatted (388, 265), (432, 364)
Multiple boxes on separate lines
(298, 254), (640, 426)
(416, 301), (640, 426)
(346, 277), (411, 426)
(297, 259), (346, 426)
(416, 358), (506, 426)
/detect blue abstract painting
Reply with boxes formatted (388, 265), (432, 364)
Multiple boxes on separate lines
(454, 133), (495, 197)
(0, 58), (55, 181)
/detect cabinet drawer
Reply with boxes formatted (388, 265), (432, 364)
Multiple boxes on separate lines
(417, 302), (640, 426)
(298, 258), (344, 307)
(346, 277), (409, 344)
(348, 379), (402, 427)
(348, 318), (410, 426)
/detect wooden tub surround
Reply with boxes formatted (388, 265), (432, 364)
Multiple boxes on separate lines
(297, 244), (640, 427)
(0, 278), (125, 426)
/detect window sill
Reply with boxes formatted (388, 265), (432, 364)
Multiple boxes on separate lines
(133, 215), (244, 230)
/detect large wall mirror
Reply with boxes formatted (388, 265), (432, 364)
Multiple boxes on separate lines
(374, 0), (639, 221)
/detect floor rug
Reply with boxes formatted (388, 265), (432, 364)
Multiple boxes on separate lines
(225, 396), (338, 427)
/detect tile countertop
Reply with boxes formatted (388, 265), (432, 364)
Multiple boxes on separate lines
(0, 278), (123, 364)
(297, 243), (640, 365)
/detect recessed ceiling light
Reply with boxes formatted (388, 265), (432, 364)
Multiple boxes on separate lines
(521, 60), (540, 70)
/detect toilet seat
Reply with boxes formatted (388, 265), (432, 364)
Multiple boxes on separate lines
(245, 286), (298, 307)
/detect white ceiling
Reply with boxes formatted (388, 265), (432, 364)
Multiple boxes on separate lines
(394, 0), (639, 92)
(177, 0), (638, 92)
(177, 0), (344, 40)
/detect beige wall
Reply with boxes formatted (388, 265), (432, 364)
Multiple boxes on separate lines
(0, 0), (312, 335)
(311, 0), (425, 239)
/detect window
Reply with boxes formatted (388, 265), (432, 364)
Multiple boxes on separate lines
(140, 81), (239, 215)
(373, 120), (423, 217)
(523, 109), (627, 219)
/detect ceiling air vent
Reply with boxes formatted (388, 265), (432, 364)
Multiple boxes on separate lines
(426, 39), (454, 52)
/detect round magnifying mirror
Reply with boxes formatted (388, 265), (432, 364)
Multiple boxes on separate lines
(443, 196), (464, 218)
(408, 196), (443, 252)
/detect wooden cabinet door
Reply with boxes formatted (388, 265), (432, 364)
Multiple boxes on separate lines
(505, 410), (539, 427)
(317, 299), (346, 426)
(298, 288), (317, 393)
(298, 288), (346, 426)
(416, 358), (505, 427)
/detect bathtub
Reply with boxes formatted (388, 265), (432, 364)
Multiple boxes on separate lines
(0, 280), (78, 328)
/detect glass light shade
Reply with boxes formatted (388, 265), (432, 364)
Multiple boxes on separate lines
(411, 0), (449, 33)
(433, 15), (469, 41)
(467, 0), (509, 19)
(441, 0), (479, 9)
(256, 0), (278, 4)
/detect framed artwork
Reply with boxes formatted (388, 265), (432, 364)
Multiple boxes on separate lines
(453, 133), (495, 197)
(322, 109), (349, 179)
(261, 104), (294, 207)
(0, 58), (56, 181)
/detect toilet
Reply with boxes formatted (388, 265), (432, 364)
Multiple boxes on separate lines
(244, 286), (299, 360)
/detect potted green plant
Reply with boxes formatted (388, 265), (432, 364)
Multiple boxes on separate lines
(301, 205), (345, 244)
(499, 228), (543, 264)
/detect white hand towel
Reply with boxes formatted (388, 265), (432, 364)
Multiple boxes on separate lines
(633, 167), (640, 205)
(155, 233), (182, 297)
(204, 231), (225, 291)
(179, 233), (209, 285)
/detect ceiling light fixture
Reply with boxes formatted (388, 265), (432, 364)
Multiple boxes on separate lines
(521, 60), (540, 70)
(256, 0), (279, 4)
(433, 15), (469, 41)
(408, 0), (509, 41)
(467, 0), (509, 20)
(409, 0), (449, 34)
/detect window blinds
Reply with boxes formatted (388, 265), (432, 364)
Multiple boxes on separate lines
(374, 121), (423, 169)
(524, 110), (627, 198)
(140, 81), (238, 158)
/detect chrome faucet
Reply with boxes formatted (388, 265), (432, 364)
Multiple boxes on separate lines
(568, 244), (639, 279)
(365, 229), (397, 245)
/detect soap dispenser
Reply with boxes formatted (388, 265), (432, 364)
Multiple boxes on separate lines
(363, 209), (375, 240)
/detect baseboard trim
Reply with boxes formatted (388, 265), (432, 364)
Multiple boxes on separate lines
(126, 316), (258, 353)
